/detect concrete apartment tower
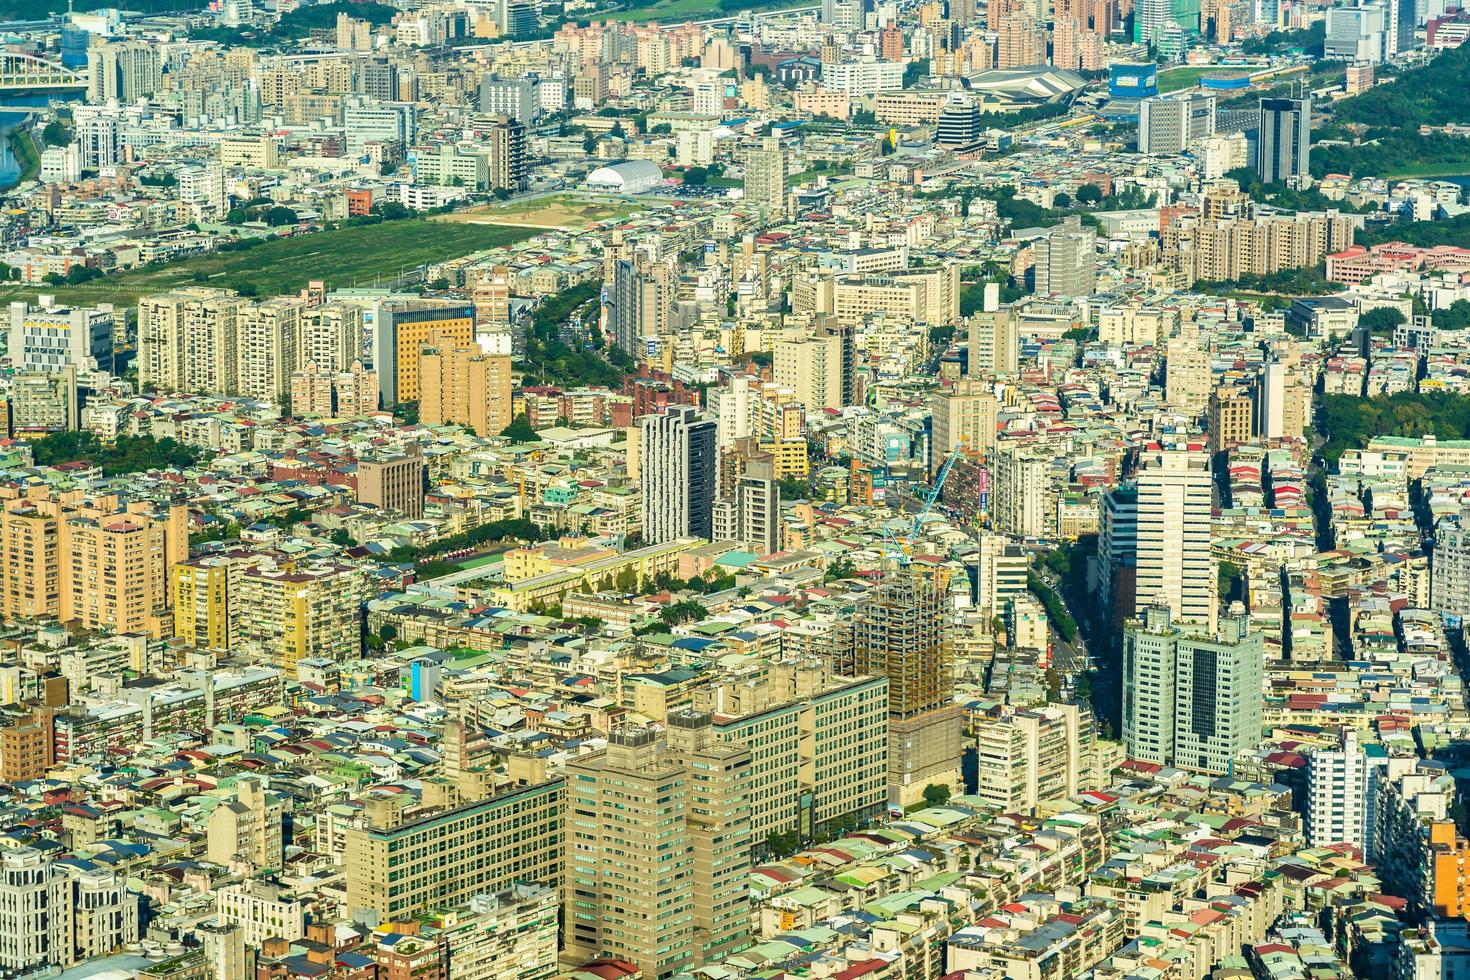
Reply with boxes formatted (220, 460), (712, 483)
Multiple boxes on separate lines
(564, 716), (752, 978)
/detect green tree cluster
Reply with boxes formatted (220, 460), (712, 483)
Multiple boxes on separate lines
(1223, 167), (1367, 213)
(31, 432), (201, 476)
(382, 518), (545, 568)
(1240, 21), (1324, 56)
(193, 1), (396, 46)
(1359, 307), (1405, 336)
(1318, 391), (1470, 463)
(1025, 570), (1077, 642)
(1312, 43), (1470, 177)
(1195, 263), (1335, 296)
(500, 413), (540, 443)
(1360, 211), (1470, 250)
(521, 281), (633, 388)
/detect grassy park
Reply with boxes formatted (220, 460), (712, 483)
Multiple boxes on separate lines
(0, 218), (538, 309)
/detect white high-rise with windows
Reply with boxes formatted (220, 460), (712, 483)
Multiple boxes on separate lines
(1305, 727), (1389, 852)
(1135, 447), (1216, 633)
(992, 445), (1050, 539)
(0, 848), (138, 972)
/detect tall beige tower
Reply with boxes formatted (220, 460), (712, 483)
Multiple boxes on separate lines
(931, 378), (998, 469)
(1134, 448), (1216, 633)
(564, 719), (752, 978)
(743, 136), (786, 215)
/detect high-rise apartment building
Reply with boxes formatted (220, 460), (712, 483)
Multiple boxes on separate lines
(713, 476), (780, 554)
(1033, 216), (1097, 297)
(1122, 605), (1263, 773)
(419, 343), (512, 436)
(1137, 93), (1216, 155)
(184, 292), (247, 396)
(1207, 385), (1255, 454)
(206, 777), (286, 873)
(7, 301), (114, 375)
(214, 880), (308, 948)
(372, 300), (475, 405)
(1305, 727), (1389, 852)
(1164, 337), (1210, 414)
(290, 361), (379, 418)
(854, 575), (962, 806)
(640, 407), (717, 545)
(967, 288), (1019, 376)
(972, 702), (1094, 811)
(345, 779), (565, 922)
(486, 115), (529, 192)
(564, 718), (751, 978)
(996, 12), (1045, 66)
(0, 709), (55, 784)
(932, 378), (998, 464)
(744, 136), (787, 213)
(0, 492), (187, 636)
(61, 508), (182, 636)
(173, 550), (262, 652)
(237, 563), (366, 676)
(1257, 96), (1311, 186)
(87, 39), (161, 103)
(774, 332), (846, 412)
(424, 885), (559, 980)
(0, 848), (138, 973)
(7, 368), (78, 435)
(992, 445), (1051, 539)
(1433, 500), (1470, 621)
(137, 287), (238, 393)
(236, 299), (301, 405)
(609, 255), (674, 355)
(299, 302), (362, 373)
(1134, 448), (1216, 632)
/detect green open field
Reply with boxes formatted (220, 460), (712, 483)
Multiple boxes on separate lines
(1378, 163), (1470, 180)
(601, 0), (813, 21)
(0, 218), (538, 309)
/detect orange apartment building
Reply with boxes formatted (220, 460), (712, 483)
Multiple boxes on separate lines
(0, 487), (187, 637)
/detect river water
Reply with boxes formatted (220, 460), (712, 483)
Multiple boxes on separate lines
(0, 94), (64, 191)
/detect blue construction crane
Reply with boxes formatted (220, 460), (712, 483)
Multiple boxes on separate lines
(882, 441), (964, 566)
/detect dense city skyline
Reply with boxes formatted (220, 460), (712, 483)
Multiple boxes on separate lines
(0, 0), (1468, 977)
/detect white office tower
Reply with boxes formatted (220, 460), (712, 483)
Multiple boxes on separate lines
(1135, 447), (1216, 633)
(1305, 727), (1389, 852)
(1122, 605), (1264, 774)
(1257, 360), (1286, 439)
(1033, 216), (1097, 298)
(1138, 93), (1216, 155)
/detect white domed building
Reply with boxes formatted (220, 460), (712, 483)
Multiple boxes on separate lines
(585, 161), (663, 194)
